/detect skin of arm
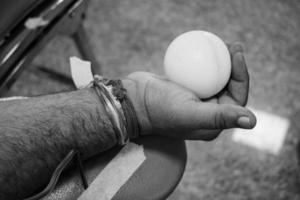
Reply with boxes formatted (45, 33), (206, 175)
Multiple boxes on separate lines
(0, 88), (117, 199)
(0, 43), (256, 199)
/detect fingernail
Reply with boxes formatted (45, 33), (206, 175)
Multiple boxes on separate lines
(237, 116), (251, 128)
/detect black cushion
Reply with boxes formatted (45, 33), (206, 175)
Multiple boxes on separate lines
(41, 136), (187, 200)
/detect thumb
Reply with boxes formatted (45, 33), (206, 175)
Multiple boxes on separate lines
(186, 102), (257, 130)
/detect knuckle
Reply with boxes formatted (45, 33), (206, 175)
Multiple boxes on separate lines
(214, 112), (228, 129)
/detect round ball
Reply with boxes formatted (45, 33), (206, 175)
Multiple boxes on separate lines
(164, 31), (231, 99)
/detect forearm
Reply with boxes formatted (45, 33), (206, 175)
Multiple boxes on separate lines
(0, 88), (117, 199)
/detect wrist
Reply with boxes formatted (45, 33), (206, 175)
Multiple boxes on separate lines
(81, 87), (118, 153)
(122, 78), (152, 136)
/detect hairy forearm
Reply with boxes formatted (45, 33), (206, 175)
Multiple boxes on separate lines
(0, 88), (117, 199)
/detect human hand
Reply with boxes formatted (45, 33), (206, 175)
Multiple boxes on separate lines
(122, 43), (256, 140)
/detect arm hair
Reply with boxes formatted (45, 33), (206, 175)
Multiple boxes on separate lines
(0, 88), (117, 199)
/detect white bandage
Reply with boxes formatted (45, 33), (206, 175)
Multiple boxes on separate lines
(70, 56), (94, 89)
(78, 142), (145, 200)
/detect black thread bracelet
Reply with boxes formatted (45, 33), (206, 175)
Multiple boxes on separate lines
(106, 79), (140, 139)
(92, 77), (127, 145)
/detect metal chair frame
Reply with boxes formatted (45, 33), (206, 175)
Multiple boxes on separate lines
(0, 0), (100, 95)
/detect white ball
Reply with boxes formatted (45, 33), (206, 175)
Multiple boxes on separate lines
(164, 31), (231, 99)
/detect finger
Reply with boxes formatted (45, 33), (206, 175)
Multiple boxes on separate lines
(184, 129), (222, 141)
(185, 102), (256, 130)
(228, 52), (249, 106)
(225, 44), (249, 106)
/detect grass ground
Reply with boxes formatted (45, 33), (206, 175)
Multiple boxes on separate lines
(7, 0), (300, 199)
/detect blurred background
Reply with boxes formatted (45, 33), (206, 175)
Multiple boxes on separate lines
(7, 0), (300, 199)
